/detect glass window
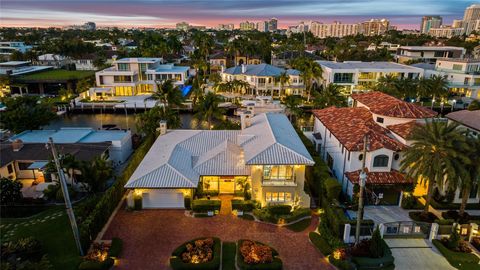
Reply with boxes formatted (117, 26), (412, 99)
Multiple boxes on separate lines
(376, 117), (384, 123)
(118, 63), (130, 71)
(263, 165), (294, 181)
(333, 73), (353, 83)
(18, 162), (33, 170)
(373, 155), (389, 167)
(202, 176), (219, 191)
(265, 192), (292, 202)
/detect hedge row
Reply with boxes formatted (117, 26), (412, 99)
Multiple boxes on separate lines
(432, 239), (479, 268)
(170, 237), (221, 270)
(429, 199), (480, 210)
(231, 200), (260, 212)
(253, 207), (311, 224)
(222, 242), (237, 270)
(192, 199), (221, 212)
(236, 240), (282, 270)
(78, 135), (155, 250)
(352, 240), (395, 270)
(308, 232), (332, 255)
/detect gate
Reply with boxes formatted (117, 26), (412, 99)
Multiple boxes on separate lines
(382, 221), (432, 239)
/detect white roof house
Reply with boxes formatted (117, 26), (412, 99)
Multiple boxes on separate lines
(125, 113), (314, 189)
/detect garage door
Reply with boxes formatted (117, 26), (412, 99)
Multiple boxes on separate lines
(142, 190), (184, 209)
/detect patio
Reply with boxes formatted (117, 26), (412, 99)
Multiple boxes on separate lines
(102, 207), (335, 270)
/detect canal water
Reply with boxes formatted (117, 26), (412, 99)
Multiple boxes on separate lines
(46, 112), (197, 133)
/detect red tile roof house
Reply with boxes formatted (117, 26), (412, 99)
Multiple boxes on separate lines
(311, 91), (437, 205)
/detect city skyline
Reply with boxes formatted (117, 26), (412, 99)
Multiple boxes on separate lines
(0, 0), (474, 29)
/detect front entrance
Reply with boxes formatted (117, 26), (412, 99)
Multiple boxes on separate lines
(219, 177), (235, 194)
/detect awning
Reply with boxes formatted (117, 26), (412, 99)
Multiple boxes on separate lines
(27, 161), (48, 170)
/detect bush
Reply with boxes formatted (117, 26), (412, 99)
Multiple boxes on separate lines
(222, 242), (236, 270)
(432, 239), (479, 268)
(108, 238), (122, 258)
(253, 207), (310, 224)
(324, 178), (342, 201)
(236, 240), (282, 270)
(329, 256), (356, 270)
(282, 208), (311, 223)
(401, 195), (423, 209)
(170, 237), (221, 270)
(55, 186), (77, 201)
(435, 219), (455, 225)
(1, 237), (43, 262)
(309, 232), (332, 255)
(232, 200), (259, 212)
(408, 211), (437, 223)
(133, 195), (142, 210)
(191, 200), (221, 213)
(267, 204), (291, 215)
(318, 214), (346, 250)
(78, 258), (114, 270)
(352, 240), (394, 270)
(369, 227), (384, 258)
(43, 184), (59, 200)
(441, 210), (476, 224)
(184, 196), (191, 210)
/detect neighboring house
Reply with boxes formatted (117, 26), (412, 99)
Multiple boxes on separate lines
(0, 41), (32, 59)
(415, 58), (480, 102)
(0, 61), (52, 76)
(73, 55), (96, 71)
(36, 54), (71, 68)
(209, 51), (229, 71)
(125, 113), (315, 209)
(395, 46), (466, 64)
(0, 141), (110, 198)
(316, 61), (423, 95)
(309, 91), (437, 205)
(220, 63), (304, 97)
(91, 57), (190, 98)
(9, 128), (133, 165)
(234, 54), (262, 66)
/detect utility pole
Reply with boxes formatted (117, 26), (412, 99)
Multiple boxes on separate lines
(47, 137), (84, 256)
(355, 134), (368, 245)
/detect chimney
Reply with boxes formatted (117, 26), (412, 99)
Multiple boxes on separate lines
(240, 112), (252, 130)
(241, 64), (247, 73)
(12, 139), (24, 152)
(158, 120), (167, 135)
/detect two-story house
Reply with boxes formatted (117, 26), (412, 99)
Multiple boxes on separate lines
(124, 113), (314, 209)
(310, 91), (437, 205)
(395, 46), (466, 64)
(89, 57), (190, 99)
(220, 63), (305, 97)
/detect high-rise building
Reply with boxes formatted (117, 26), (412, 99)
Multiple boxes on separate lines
(310, 21), (358, 38)
(83, 22), (96, 31)
(268, 18), (278, 32)
(464, 4), (480, 21)
(239, 21), (256, 31)
(452, 19), (464, 28)
(359, 19), (389, 36)
(256, 21), (268, 32)
(420, 16), (442, 34)
(217, 24), (234, 31)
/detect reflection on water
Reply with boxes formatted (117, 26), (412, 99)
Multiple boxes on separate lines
(46, 113), (196, 133)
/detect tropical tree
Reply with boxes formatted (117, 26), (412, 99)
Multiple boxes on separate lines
(283, 95), (303, 122)
(0, 177), (22, 205)
(61, 154), (81, 184)
(214, 81), (234, 93)
(312, 83), (347, 109)
(1, 96), (57, 133)
(232, 79), (250, 95)
(136, 106), (181, 137)
(80, 157), (113, 192)
(276, 71), (290, 98)
(374, 75), (417, 99)
(152, 80), (184, 111)
(467, 100), (480, 111)
(291, 57), (322, 103)
(422, 75), (449, 109)
(455, 136), (480, 216)
(208, 72), (222, 85)
(194, 92), (224, 129)
(400, 121), (469, 215)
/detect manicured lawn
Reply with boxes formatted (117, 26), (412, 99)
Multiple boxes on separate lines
(433, 239), (480, 270)
(222, 242), (236, 270)
(286, 217), (312, 232)
(18, 69), (94, 81)
(1, 206), (82, 270)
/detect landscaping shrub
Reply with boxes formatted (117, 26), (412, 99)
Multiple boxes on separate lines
(267, 204), (291, 215)
(408, 211), (437, 223)
(282, 208), (311, 223)
(308, 232), (332, 255)
(441, 210), (477, 224)
(108, 238), (122, 258)
(232, 200), (260, 212)
(170, 237), (221, 270)
(77, 258), (114, 270)
(43, 184), (60, 200)
(133, 195), (142, 210)
(432, 239), (479, 268)
(55, 186), (77, 201)
(253, 207), (310, 224)
(318, 214), (346, 250)
(324, 178), (341, 201)
(401, 195), (423, 209)
(253, 208), (277, 224)
(351, 240), (394, 270)
(471, 237), (480, 251)
(369, 227), (384, 258)
(429, 198), (480, 210)
(236, 240), (282, 270)
(1, 237), (43, 262)
(222, 242), (236, 270)
(191, 200), (221, 212)
(184, 196), (191, 210)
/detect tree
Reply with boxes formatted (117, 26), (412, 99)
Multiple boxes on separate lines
(369, 226), (384, 258)
(61, 153), (80, 184)
(1, 96), (57, 133)
(455, 136), (480, 216)
(80, 157), (113, 192)
(283, 95), (303, 122)
(467, 100), (480, 111)
(208, 72), (222, 85)
(0, 178), (22, 205)
(152, 80), (184, 110)
(76, 78), (93, 94)
(232, 79), (250, 95)
(291, 57), (322, 102)
(276, 71), (290, 98)
(194, 92), (224, 129)
(419, 75), (449, 108)
(313, 83), (347, 109)
(400, 121), (469, 215)
(136, 106), (181, 137)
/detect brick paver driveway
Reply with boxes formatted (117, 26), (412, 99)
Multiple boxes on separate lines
(103, 208), (335, 270)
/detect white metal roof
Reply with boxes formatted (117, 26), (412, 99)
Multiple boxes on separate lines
(125, 113), (314, 189)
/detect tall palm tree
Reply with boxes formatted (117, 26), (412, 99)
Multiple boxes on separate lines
(426, 75), (449, 109)
(374, 74), (400, 97)
(292, 57), (322, 103)
(232, 79), (250, 95)
(276, 71), (290, 98)
(194, 92), (225, 129)
(61, 154), (80, 184)
(152, 80), (184, 111)
(400, 121), (469, 214)
(214, 81), (233, 93)
(455, 136), (480, 216)
(313, 83), (347, 109)
(283, 95), (303, 122)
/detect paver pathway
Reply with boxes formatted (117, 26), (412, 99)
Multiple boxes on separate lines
(103, 207), (335, 270)
(218, 195), (233, 216)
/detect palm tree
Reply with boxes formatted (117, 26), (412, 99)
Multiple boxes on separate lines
(425, 75), (449, 109)
(194, 92), (224, 129)
(80, 157), (113, 192)
(61, 154), (80, 184)
(276, 71), (290, 98)
(283, 95), (303, 122)
(152, 80), (184, 111)
(214, 81), (233, 94)
(455, 136), (480, 216)
(400, 121), (469, 215)
(232, 79), (250, 95)
(292, 57), (323, 103)
(374, 74), (400, 97)
(136, 106), (181, 136)
(313, 83), (347, 109)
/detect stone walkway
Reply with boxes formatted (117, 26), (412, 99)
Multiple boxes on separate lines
(0, 211), (64, 242)
(218, 195), (233, 216)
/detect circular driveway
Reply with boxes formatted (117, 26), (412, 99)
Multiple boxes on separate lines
(103, 208), (335, 270)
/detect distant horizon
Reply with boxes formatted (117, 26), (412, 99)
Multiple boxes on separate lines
(0, 0), (474, 30)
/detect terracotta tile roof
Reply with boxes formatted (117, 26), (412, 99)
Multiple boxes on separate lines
(387, 121), (422, 140)
(345, 169), (413, 185)
(351, 91), (438, 119)
(313, 107), (406, 152)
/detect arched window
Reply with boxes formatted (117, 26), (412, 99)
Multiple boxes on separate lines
(373, 155), (389, 167)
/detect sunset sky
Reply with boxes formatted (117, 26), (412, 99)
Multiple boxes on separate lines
(0, 0), (474, 29)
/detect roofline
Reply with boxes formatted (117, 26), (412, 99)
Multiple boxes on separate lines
(445, 115), (480, 132)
